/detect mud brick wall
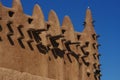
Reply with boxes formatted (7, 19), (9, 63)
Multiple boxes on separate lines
(0, 67), (55, 80)
(0, 0), (101, 80)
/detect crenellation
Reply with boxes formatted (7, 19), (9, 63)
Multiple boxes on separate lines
(0, 0), (101, 80)
(12, 0), (23, 13)
(32, 4), (45, 29)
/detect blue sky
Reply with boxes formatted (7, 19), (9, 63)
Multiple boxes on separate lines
(1, 0), (120, 80)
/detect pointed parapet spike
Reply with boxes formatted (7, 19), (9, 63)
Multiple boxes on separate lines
(62, 16), (76, 42)
(85, 8), (93, 23)
(62, 16), (74, 30)
(83, 8), (96, 33)
(12, 0), (23, 12)
(48, 10), (60, 26)
(32, 4), (44, 20)
(32, 4), (45, 29)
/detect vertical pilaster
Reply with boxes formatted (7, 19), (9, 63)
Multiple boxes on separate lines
(47, 10), (64, 80)
(62, 16), (80, 80)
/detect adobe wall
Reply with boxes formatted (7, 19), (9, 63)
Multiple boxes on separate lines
(0, 0), (101, 80)
(0, 67), (55, 80)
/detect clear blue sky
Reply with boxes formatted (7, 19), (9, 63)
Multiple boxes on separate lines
(1, 0), (120, 80)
